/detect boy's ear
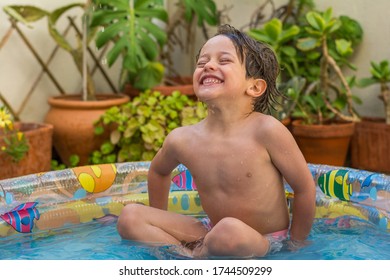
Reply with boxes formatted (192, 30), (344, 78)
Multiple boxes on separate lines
(246, 79), (267, 97)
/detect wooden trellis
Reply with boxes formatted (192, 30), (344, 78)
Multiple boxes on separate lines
(0, 16), (118, 121)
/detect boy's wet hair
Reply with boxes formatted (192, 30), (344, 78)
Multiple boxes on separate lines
(211, 24), (282, 113)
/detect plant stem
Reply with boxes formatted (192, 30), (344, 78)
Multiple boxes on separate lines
(381, 83), (390, 124)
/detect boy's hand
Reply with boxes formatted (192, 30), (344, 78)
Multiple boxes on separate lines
(286, 239), (311, 252)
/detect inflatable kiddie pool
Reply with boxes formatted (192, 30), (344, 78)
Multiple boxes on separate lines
(0, 162), (389, 258)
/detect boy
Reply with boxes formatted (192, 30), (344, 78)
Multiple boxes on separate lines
(117, 24), (316, 258)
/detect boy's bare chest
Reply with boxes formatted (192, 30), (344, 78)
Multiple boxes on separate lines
(181, 135), (272, 189)
(187, 134), (267, 163)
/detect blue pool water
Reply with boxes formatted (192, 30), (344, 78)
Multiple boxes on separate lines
(1, 216), (389, 260)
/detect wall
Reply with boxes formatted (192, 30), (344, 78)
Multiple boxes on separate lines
(0, 0), (388, 122)
(0, 0), (119, 122)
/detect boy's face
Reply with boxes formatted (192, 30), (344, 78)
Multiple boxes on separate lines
(193, 35), (252, 102)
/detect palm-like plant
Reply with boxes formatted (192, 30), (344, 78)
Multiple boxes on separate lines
(90, 0), (168, 91)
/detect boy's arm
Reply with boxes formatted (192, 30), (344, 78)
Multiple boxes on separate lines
(264, 119), (316, 241)
(288, 180), (316, 241)
(148, 131), (181, 210)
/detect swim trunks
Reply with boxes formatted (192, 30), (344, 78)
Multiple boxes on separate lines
(181, 217), (212, 250)
(197, 217), (288, 255)
(265, 229), (288, 255)
(199, 216), (213, 231)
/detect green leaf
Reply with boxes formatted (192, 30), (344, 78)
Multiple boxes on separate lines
(95, 0), (129, 10)
(3, 5), (48, 26)
(183, 0), (218, 26)
(90, 10), (128, 27)
(327, 19), (342, 34)
(92, 0), (167, 89)
(104, 36), (129, 67)
(136, 6), (168, 23)
(95, 19), (127, 49)
(133, 62), (165, 91)
(137, 28), (159, 60)
(101, 142), (115, 155)
(49, 3), (84, 24)
(280, 46), (297, 57)
(137, 18), (167, 47)
(296, 37), (319, 51)
(69, 155), (80, 167)
(335, 39), (352, 57)
(306, 11), (325, 32)
(280, 25), (300, 43)
(247, 30), (272, 44)
(333, 96), (347, 111)
(94, 126), (105, 135)
(357, 77), (377, 88)
(47, 3), (84, 52)
(264, 18), (282, 42)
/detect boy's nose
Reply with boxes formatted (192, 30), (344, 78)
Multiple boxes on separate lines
(204, 60), (217, 71)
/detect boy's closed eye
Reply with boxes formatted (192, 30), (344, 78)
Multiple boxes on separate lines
(196, 61), (207, 68)
(219, 58), (232, 64)
(196, 57), (233, 68)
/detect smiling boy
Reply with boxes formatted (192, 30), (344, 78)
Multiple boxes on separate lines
(117, 24), (316, 258)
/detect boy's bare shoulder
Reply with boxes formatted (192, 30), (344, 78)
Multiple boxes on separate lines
(251, 113), (285, 130)
(164, 123), (202, 146)
(250, 113), (291, 140)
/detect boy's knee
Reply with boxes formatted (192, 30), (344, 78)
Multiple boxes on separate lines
(117, 204), (146, 239)
(203, 217), (248, 255)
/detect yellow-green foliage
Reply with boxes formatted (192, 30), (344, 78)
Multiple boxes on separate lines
(91, 90), (207, 163)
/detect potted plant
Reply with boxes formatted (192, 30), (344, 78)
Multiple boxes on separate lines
(89, 0), (220, 98)
(351, 60), (390, 173)
(247, 17), (300, 125)
(157, 0), (220, 96)
(90, 90), (207, 164)
(3, 3), (130, 166)
(0, 107), (53, 179)
(89, 0), (168, 95)
(249, 7), (363, 166)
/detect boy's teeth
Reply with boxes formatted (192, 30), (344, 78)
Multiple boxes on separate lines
(203, 78), (221, 85)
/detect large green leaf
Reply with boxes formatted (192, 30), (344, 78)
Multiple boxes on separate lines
(90, 10), (128, 26)
(106, 36), (129, 67)
(136, 6), (168, 23)
(137, 28), (159, 60)
(182, 0), (218, 26)
(94, 0), (129, 10)
(47, 3), (84, 52)
(137, 18), (167, 47)
(133, 62), (164, 90)
(95, 18), (127, 48)
(92, 0), (168, 90)
(3, 5), (48, 26)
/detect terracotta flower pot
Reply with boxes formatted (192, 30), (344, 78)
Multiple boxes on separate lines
(351, 117), (390, 173)
(123, 76), (195, 99)
(291, 120), (355, 166)
(44, 94), (129, 166)
(0, 122), (53, 179)
(153, 76), (195, 97)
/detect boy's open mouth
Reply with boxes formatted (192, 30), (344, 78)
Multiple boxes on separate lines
(200, 75), (223, 85)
